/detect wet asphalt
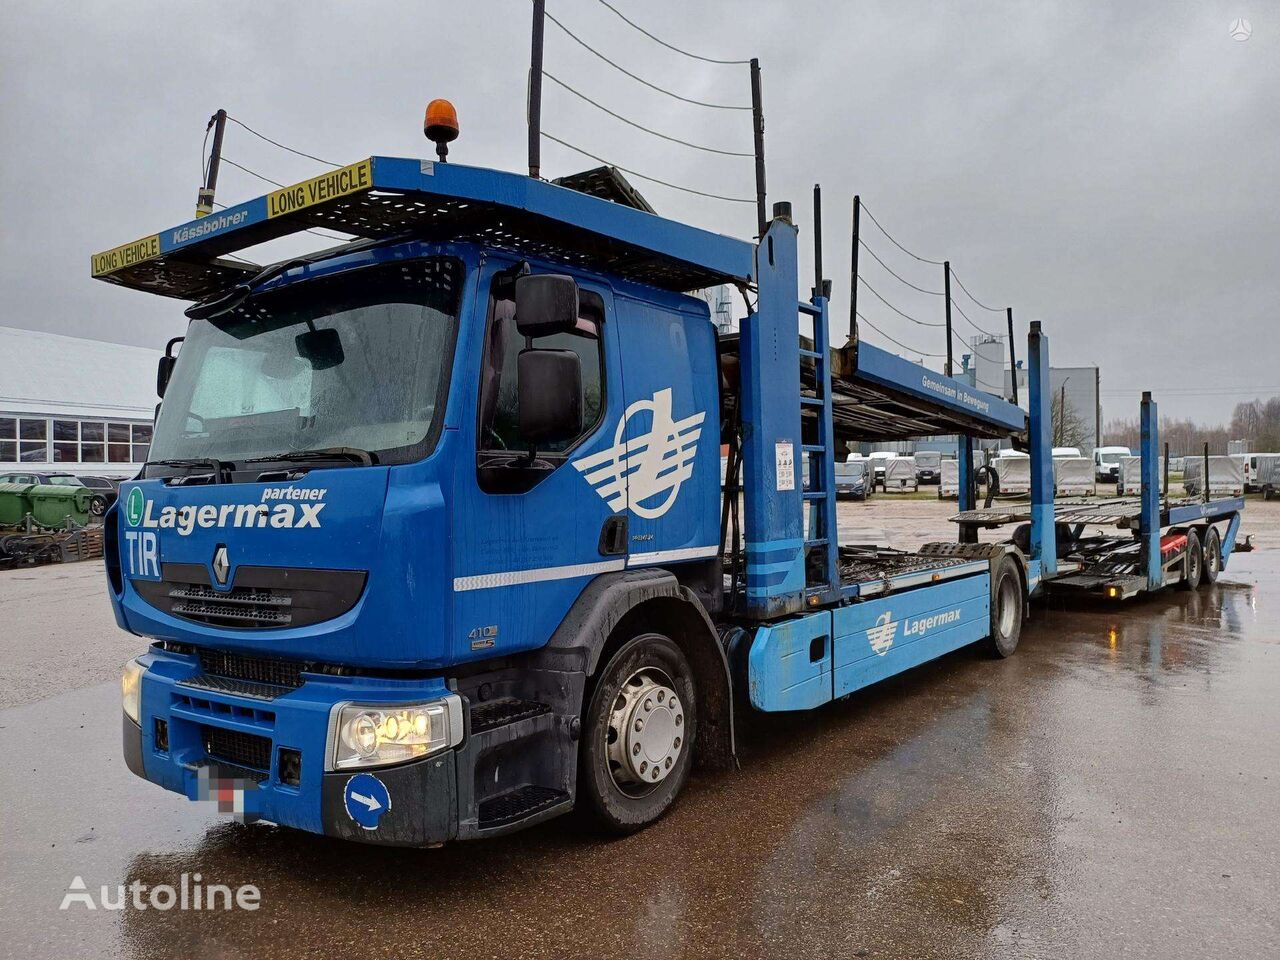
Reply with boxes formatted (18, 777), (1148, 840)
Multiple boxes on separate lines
(1, 552), (1277, 959)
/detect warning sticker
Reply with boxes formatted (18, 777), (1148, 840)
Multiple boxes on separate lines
(267, 158), (373, 219)
(775, 440), (795, 492)
(90, 234), (161, 277)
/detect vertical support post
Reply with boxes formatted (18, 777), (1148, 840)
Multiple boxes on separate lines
(812, 184), (823, 296)
(1203, 442), (1210, 504)
(1028, 321), (1057, 576)
(943, 261), (954, 376)
(528, 0), (546, 179)
(1006, 307), (1018, 404)
(957, 434), (976, 544)
(740, 208), (805, 618)
(750, 58), (767, 238)
(1095, 368), (1102, 452)
(1140, 392), (1162, 590)
(1163, 441), (1170, 508)
(849, 195), (861, 342)
(195, 108), (227, 218)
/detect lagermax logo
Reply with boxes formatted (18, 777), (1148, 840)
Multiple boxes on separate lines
(867, 611), (897, 656)
(573, 388), (705, 520)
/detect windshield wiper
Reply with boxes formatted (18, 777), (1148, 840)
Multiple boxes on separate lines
(146, 457), (232, 483)
(244, 447), (376, 467)
(183, 232), (418, 322)
(185, 258), (312, 321)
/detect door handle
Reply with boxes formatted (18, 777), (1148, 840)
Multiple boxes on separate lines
(598, 514), (628, 556)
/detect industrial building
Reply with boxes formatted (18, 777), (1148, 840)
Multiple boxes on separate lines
(0, 325), (160, 477)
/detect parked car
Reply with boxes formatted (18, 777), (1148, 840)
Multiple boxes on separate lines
(1093, 445), (1131, 483)
(914, 450), (943, 485)
(79, 475), (122, 516)
(834, 459), (869, 500)
(0, 471), (117, 517)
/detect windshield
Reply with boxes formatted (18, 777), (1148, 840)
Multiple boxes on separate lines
(149, 257), (463, 466)
(836, 462), (865, 477)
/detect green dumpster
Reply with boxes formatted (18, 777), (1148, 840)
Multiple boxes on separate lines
(27, 484), (92, 529)
(0, 482), (35, 527)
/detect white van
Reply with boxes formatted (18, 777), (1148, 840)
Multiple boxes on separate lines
(1093, 445), (1131, 483)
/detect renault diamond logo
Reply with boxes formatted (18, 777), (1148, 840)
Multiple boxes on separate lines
(572, 388), (705, 520)
(867, 611), (897, 656)
(212, 545), (230, 586)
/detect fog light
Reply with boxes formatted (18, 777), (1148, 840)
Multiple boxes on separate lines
(154, 718), (169, 753)
(278, 747), (302, 786)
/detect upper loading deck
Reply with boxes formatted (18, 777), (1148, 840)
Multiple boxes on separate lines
(90, 155), (1023, 442)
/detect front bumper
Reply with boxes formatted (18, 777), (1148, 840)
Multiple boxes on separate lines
(127, 648), (464, 846)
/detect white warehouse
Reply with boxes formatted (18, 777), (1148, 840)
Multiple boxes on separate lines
(0, 325), (161, 477)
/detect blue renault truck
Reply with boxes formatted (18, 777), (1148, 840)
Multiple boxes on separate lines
(92, 129), (1242, 844)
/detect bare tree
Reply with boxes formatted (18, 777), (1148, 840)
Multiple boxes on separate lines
(1052, 391), (1090, 448)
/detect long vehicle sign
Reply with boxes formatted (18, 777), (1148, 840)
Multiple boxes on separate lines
(90, 158), (374, 278)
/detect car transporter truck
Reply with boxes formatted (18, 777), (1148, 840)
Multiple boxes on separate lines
(91, 108), (1244, 845)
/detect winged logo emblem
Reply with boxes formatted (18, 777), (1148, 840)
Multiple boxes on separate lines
(867, 611), (897, 656)
(573, 388), (704, 520)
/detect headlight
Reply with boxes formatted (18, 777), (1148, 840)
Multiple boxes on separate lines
(122, 659), (145, 724)
(329, 696), (463, 770)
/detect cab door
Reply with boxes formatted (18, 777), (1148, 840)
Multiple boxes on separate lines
(449, 263), (626, 663)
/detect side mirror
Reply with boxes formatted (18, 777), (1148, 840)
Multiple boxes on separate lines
(515, 274), (579, 338)
(296, 327), (345, 370)
(518, 348), (583, 445)
(156, 356), (176, 398)
(157, 335), (183, 399)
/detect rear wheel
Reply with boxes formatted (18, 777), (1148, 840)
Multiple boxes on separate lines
(1177, 531), (1202, 591)
(985, 556), (1024, 658)
(580, 632), (696, 834)
(1200, 526), (1221, 585)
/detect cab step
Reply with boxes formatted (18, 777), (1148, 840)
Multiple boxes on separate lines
(469, 697), (551, 734)
(477, 784), (570, 831)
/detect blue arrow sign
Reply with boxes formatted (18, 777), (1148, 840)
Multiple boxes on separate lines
(343, 773), (391, 830)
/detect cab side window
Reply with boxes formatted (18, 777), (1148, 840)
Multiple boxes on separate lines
(477, 273), (606, 491)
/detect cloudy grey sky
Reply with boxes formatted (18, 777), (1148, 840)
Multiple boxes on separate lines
(1, 0), (1275, 423)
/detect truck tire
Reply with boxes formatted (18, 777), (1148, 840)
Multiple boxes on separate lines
(1177, 531), (1202, 591)
(985, 556), (1024, 658)
(580, 632), (696, 834)
(1200, 526), (1221, 585)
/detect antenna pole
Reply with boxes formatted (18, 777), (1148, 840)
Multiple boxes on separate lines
(528, 0), (546, 179)
(943, 260), (954, 376)
(750, 58), (766, 237)
(195, 109), (226, 218)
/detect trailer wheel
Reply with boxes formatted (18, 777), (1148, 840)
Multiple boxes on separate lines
(1200, 526), (1221, 585)
(580, 632), (696, 834)
(985, 556), (1024, 658)
(1177, 531), (1203, 591)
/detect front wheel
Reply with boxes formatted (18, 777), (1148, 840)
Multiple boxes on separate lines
(985, 556), (1025, 658)
(89, 496), (106, 517)
(580, 632), (696, 834)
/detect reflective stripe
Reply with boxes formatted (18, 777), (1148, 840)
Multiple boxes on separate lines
(452, 559), (626, 592)
(627, 544), (719, 567)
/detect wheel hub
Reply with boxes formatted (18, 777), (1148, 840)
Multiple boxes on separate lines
(606, 668), (684, 791)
